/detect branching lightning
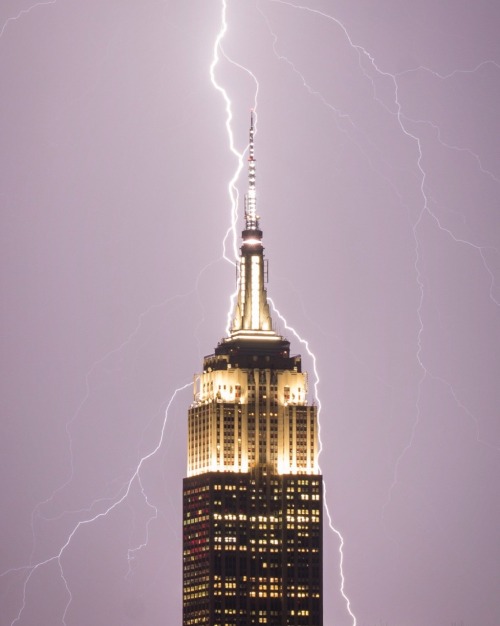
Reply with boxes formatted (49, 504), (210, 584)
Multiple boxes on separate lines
(257, 2), (404, 196)
(28, 289), (200, 519)
(264, 0), (499, 520)
(401, 112), (500, 186)
(3, 381), (192, 626)
(125, 474), (159, 578)
(3, 279), (221, 621)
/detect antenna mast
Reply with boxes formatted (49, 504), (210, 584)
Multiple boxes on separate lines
(244, 111), (258, 230)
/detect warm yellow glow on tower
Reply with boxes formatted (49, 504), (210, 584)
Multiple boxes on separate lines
(187, 366), (319, 477)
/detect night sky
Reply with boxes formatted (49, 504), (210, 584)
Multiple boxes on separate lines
(1, 1), (499, 625)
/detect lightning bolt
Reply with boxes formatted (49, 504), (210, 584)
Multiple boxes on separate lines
(269, 298), (358, 625)
(0, 0), (58, 40)
(210, 1), (357, 623)
(401, 112), (500, 186)
(125, 474), (158, 579)
(209, 0), (260, 337)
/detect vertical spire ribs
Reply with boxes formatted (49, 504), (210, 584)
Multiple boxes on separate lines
(245, 110), (258, 230)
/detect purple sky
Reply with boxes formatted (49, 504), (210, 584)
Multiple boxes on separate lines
(1, 1), (499, 625)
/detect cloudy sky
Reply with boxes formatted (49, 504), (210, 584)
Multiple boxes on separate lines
(1, 1), (499, 625)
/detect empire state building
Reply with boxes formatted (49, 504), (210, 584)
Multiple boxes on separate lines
(183, 115), (323, 626)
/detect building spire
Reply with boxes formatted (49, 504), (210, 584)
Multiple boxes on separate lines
(245, 110), (258, 230)
(228, 112), (276, 339)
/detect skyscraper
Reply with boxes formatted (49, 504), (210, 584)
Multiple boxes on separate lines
(183, 114), (323, 626)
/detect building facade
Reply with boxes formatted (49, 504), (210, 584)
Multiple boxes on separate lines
(183, 115), (323, 626)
